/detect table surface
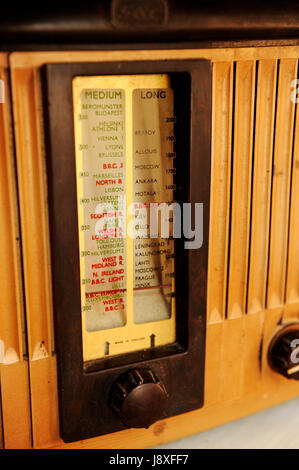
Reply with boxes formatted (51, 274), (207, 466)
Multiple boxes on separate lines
(156, 397), (299, 449)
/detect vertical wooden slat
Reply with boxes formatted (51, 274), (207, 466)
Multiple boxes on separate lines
(286, 91), (299, 304)
(241, 312), (264, 397)
(0, 71), (22, 365)
(10, 64), (59, 447)
(0, 61), (32, 448)
(207, 62), (233, 323)
(12, 69), (51, 355)
(247, 60), (277, 314)
(227, 61), (256, 318)
(267, 59), (297, 308)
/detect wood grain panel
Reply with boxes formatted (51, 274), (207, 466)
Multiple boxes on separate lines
(204, 322), (224, 405)
(227, 61), (256, 318)
(0, 71), (23, 366)
(9, 46), (299, 69)
(1, 362), (31, 448)
(220, 317), (244, 401)
(247, 60), (278, 314)
(241, 312), (264, 396)
(286, 91), (299, 304)
(11, 67), (59, 447)
(0, 61), (31, 448)
(207, 62), (233, 323)
(267, 59), (297, 308)
(45, 306), (299, 449)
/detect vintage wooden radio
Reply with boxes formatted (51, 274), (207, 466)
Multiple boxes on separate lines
(1, 1), (299, 449)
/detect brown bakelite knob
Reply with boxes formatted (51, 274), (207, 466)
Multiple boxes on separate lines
(268, 327), (299, 380)
(109, 368), (168, 428)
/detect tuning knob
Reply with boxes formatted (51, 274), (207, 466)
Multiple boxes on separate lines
(268, 327), (299, 380)
(109, 368), (168, 428)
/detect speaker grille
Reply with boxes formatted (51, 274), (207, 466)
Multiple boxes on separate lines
(208, 58), (299, 323)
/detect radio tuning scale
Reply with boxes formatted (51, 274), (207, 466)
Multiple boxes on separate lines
(73, 74), (177, 362)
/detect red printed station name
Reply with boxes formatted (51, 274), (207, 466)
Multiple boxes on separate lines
(85, 288), (126, 312)
(90, 255), (125, 285)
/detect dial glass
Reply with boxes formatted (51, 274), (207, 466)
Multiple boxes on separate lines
(72, 75), (176, 361)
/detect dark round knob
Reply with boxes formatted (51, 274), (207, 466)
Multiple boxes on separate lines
(109, 368), (168, 428)
(268, 326), (299, 380)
